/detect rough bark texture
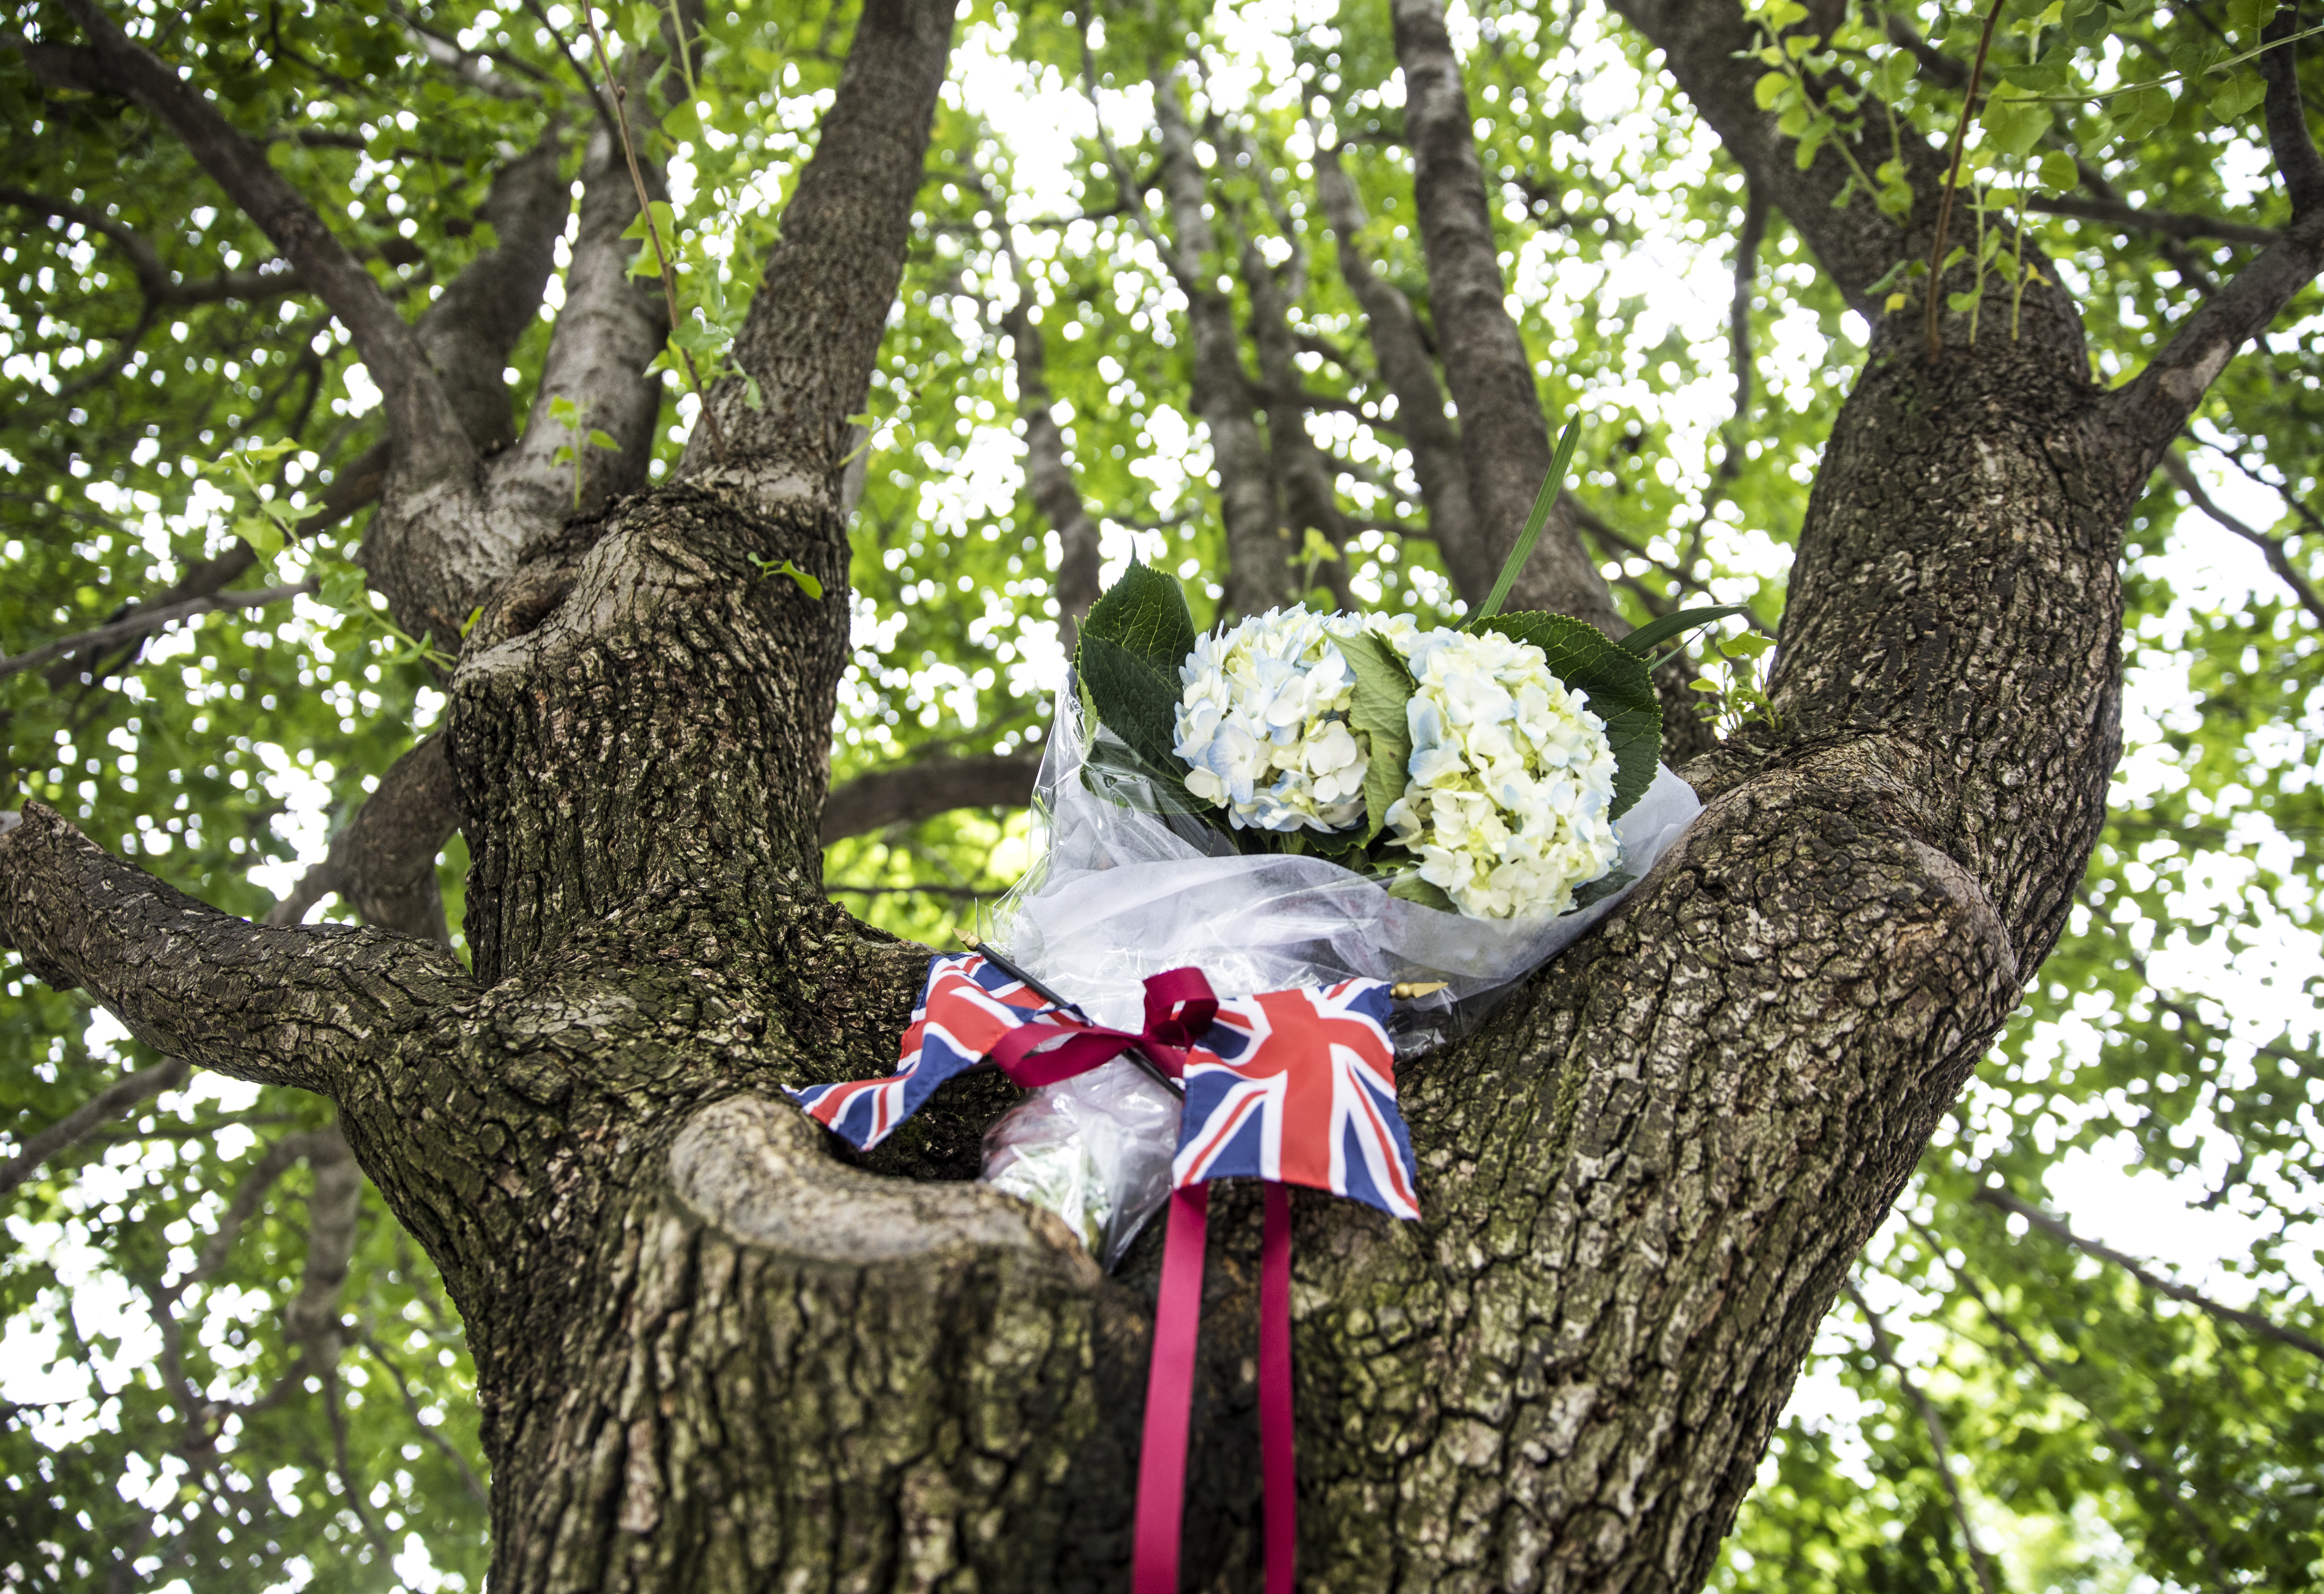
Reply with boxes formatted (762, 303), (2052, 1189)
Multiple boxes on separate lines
(11, 1), (2324, 1590)
(1390, 0), (1618, 633)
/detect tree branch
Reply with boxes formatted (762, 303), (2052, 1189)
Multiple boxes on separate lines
(60, 0), (473, 484)
(1843, 1281), (2000, 1594)
(821, 748), (1044, 845)
(678, 0), (958, 509)
(2028, 194), (2281, 246)
(414, 130), (571, 453)
(489, 125), (669, 524)
(0, 804), (471, 1094)
(1242, 222), (1357, 611)
(1974, 1185), (2324, 1362)
(2157, 449), (2324, 626)
(0, 1057), (190, 1197)
(993, 230), (1102, 652)
(1312, 142), (1482, 579)
(267, 735), (464, 946)
(2102, 11), (2324, 479)
(1610, 0), (2081, 359)
(1391, 0), (1618, 631)
(0, 580), (315, 684)
(0, 187), (306, 305)
(1079, 41), (1197, 296)
(167, 1129), (325, 1300)
(1148, 72), (1290, 620)
(1905, 1215), (2242, 1589)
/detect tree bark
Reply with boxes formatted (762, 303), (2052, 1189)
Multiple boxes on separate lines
(11, 2), (2324, 1591)
(1313, 146), (1482, 576)
(1150, 72), (1293, 621)
(1390, 0), (1617, 632)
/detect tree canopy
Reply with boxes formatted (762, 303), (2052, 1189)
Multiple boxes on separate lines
(2, 0), (2321, 1590)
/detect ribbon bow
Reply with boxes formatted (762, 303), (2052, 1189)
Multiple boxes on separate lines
(987, 967), (1216, 1089)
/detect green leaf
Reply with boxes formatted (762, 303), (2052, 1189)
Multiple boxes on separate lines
(1078, 558), (1197, 676)
(2037, 149), (2081, 192)
(1467, 418), (1582, 631)
(2227, 0), (2279, 34)
(2209, 72), (2269, 121)
(1077, 631), (1186, 775)
(1385, 872), (1458, 913)
(1617, 603), (1755, 658)
(586, 428), (620, 450)
(235, 514), (285, 561)
(746, 553), (824, 599)
(1331, 631), (1417, 843)
(316, 563), (368, 615)
(2115, 83), (2176, 141)
(1478, 612), (1660, 819)
(1754, 71), (1793, 112)
(622, 200), (679, 279)
(1979, 85), (2054, 160)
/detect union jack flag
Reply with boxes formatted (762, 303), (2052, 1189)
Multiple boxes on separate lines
(787, 953), (1051, 1150)
(1172, 979), (1421, 1220)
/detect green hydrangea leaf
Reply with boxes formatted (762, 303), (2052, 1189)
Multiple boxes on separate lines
(1331, 630), (1416, 844)
(1077, 630), (1184, 776)
(1078, 558), (1197, 675)
(1385, 872), (1458, 913)
(1479, 611), (1660, 820)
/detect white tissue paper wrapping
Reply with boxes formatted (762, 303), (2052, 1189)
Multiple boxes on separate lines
(980, 690), (1701, 1266)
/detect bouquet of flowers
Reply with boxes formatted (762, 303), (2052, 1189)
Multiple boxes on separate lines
(980, 476), (1734, 1264)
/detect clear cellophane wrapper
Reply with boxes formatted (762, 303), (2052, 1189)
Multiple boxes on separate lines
(979, 689), (1701, 1268)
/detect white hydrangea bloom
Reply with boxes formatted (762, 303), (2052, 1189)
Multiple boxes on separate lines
(1173, 606), (1370, 833)
(1377, 624), (1622, 920)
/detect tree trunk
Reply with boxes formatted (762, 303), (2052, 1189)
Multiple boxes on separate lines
(11, 0), (2323, 1589)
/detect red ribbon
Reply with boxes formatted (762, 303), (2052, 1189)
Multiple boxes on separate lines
(1133, 1182), (1298, 1594)
(981, 965), (1298, 1591)
(987, 967), (1218, 1087)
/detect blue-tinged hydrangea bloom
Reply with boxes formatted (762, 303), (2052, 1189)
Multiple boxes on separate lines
(1377, 626), (1622, 920)
(1173, 606), (1369, 833)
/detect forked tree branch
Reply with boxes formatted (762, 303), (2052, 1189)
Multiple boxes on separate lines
(678, 0), (959, 505)
(0, 1056), (190, 1197)
(0, 805), (471, 1095)
(2103, 11), (2324, 480)
(268, 736), (465, 945)
(59, 0), (474, 484)
(1974, 1184), (2324, 1361)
